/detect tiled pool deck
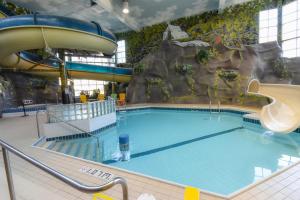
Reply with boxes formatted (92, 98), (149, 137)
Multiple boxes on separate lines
(0, 104), (300, 200)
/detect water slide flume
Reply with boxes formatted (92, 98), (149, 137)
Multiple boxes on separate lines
(247, 79), (300, 134)
(0, 8), (132, 82)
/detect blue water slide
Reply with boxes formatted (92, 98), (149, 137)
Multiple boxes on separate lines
(0, 14), (117, 42)
(0, 5), (132, 81)
(65, 62), (132, 76)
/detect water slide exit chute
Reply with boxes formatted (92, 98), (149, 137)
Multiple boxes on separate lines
(247, 79), (300, 134)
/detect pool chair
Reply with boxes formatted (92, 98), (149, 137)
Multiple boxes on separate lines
(118, 93), (126, 106)
(97, 93), (105, 101)
(79, 94), (87, 103)
(110, 93), (118, 100)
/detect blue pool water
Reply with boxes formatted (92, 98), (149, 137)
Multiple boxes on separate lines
(50, 109), (300, 195)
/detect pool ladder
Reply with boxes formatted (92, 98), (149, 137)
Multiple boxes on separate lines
(209, 100), (221, 113)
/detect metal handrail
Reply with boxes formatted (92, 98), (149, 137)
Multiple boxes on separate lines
(47, 112), (101, 150)
(118, 101), (127, 111)
(209, 99), (221, 114)
(36, 110), (48, 138)
(0, 138), (128, 200)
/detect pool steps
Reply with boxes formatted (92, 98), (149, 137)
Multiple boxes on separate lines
(44, 140), (103, 162)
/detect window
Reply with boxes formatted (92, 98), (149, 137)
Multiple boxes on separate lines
(73, 79), (106, 96)
(65, 40), (126, 66)
(115, 40), (126, 64)
(282, 0), (300, 57)
(67, 56), (115, 67)
(259, 8), (278, 43)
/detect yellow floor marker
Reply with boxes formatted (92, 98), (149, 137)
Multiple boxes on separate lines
(184, 186), (200, 200)
(92, 193), (114, 200)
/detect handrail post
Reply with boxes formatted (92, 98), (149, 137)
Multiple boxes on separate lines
(87, 103), (91, 119)
(2, 147), (16, 200)
(36, 110), (41, 138)
(114, 177), (129, 200)
(209, 100), (212, 114)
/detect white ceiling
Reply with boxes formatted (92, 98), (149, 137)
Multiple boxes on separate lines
(9, 0), (252, 33)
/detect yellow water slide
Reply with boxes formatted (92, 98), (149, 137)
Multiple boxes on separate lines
(0, 9), (132, 82)
(247, 79), (300, 134)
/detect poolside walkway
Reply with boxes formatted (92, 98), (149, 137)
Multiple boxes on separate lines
(0, 104), (299, 200)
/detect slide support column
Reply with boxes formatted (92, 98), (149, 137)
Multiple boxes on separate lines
(58, 50), (70, 104)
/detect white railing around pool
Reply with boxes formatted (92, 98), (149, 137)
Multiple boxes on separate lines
(47, 100), (116, 123)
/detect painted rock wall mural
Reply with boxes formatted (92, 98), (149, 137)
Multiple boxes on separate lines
(120, 0), (298, 105)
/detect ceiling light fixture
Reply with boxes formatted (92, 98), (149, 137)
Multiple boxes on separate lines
(122, 0), (129, 14)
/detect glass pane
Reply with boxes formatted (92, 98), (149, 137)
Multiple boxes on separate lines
(269, 18), (277, 27)
(282, 31), (297, 40)
(282, 12), (297, 24)
(283, 50), (297, 58)
(269, 8), (278, 19)
(282, 39), (297, 50)
(297, 48), (300, 57)
(259, 37), (268, 43)
(259, 10), (269, 21)
(268, 35), (277, 41)
(259, 20), (268, 28)
(269, 27), (277, 36)
(87, 57), (94, 62)
(283, 21), (297, 33)
(81, 79), (88, 84)
(283, 1), (297, 15)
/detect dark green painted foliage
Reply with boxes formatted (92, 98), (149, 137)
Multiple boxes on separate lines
(117, 23), (167, 64)
(195, 49), (209, 64)
(273, 58), (291, 79)
(175, 64), (193, 75)
(1, 1), (32, 15)
(133, 63), (145, 75)
(218, 70), (238, 82)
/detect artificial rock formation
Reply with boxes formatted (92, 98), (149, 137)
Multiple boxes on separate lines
(0, 72), (60, 115)
(127, 41), (297, 105)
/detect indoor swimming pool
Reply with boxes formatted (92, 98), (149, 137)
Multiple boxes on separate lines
(45, 108), (300, 195)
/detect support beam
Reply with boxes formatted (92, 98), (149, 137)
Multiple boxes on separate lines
(277, 0), (283, 47)
(58, 50), (70, 104)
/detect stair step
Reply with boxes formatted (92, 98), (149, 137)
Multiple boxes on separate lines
(46, 141), (56, 150)
(73, 143), (83, 157)
(39, 140), (49, 148)
(64, 142), (75, 154)
(90, 143), (95, 161)
(56, 142), (66, 152)
(83, 143), (91, 160)
(77, 143), (88, 158)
